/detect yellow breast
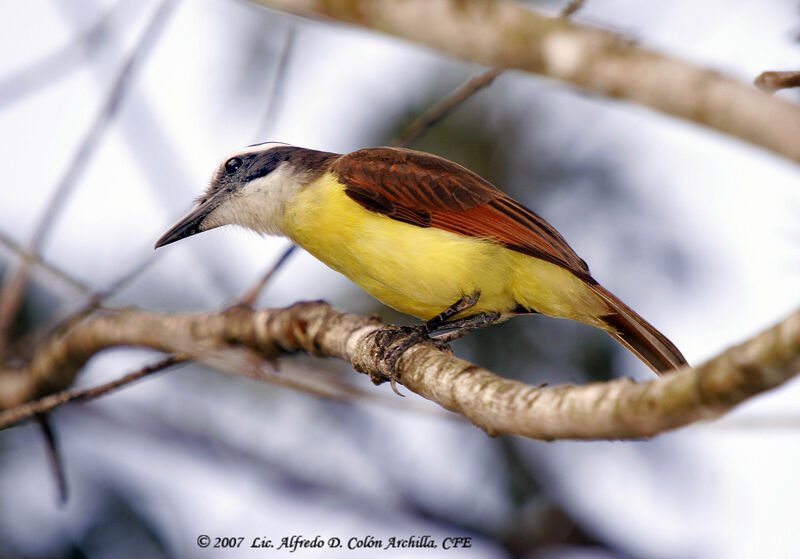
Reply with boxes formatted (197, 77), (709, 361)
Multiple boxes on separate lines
(283, 172), (605, 323)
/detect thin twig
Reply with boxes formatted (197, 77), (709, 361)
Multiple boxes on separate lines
(92, 250), (161, 305)
(754, 71), (800, 94)
(560, 0), (587, 18)
(35, 414), (68, 504)
(0, 355), (185, 429)
(236, 245), (296, 307)
(389, 67), (503, 148)
(0, 229), (95, 297)
(0, 0), (177, 351)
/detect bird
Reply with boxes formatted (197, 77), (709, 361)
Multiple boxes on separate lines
(155, 142), (687, 375)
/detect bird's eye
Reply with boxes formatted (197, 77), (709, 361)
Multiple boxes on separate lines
(225, 157), (243, 174)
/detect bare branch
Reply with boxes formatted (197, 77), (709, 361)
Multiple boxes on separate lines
(250, 0), (800, 166)
(754, 71), (800, 94)
(1, 302), (798, 439)
(0, 0), (177, 350)
(560, 0), (587, 18)
(390, 67), (503, 148)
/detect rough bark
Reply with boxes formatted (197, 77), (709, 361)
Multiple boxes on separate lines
(2, 302), (798, 439)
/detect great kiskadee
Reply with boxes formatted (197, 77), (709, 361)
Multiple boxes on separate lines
(155, 143), (687, 374)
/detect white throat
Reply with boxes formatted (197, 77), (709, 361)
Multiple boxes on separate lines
(203, 161), (301, 237)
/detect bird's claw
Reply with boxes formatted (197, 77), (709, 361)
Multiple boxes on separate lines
(371, 325), (451, 396)
(371, 291), (482, 395)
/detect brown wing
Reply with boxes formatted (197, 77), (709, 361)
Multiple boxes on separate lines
(333, 147), (591, 279)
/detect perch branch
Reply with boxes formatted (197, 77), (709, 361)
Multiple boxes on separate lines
(1, 302), (798, 439)
(249, 0), (800, 166)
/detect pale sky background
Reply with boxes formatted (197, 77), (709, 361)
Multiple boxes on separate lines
(1, 1), (800, 558)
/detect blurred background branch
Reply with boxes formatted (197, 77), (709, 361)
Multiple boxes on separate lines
(251, 0), (800, 166)
(390, 67), (503, 148)
(755, 70), (800, 93)
(0, 0), (177, 355)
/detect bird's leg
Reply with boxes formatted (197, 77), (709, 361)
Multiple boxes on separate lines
(423, 290), (482, 332)
(428, 311), (503, 342)
(373, 291), (484, 394)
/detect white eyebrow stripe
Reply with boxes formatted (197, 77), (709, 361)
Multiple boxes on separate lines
(222, 142), (292, 160)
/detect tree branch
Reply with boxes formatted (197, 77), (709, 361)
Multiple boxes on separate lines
(249, 0), (800, 166)
(1, 302), (798, 439)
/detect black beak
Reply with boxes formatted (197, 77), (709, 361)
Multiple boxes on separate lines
(154, 198), (217, 249)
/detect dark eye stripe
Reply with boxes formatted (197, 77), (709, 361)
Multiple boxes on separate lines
(243, 147), (296, 181)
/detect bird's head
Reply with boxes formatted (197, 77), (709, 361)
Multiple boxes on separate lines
(155, 142), (337, 248)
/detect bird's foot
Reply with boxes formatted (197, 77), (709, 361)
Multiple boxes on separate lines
(372, 325), (452, 395)
(371, 291), (483, 395)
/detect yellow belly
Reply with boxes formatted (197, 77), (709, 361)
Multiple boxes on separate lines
(283, 173), (606, 324)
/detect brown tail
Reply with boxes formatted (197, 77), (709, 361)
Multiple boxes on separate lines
(589, 284), (687, 375)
